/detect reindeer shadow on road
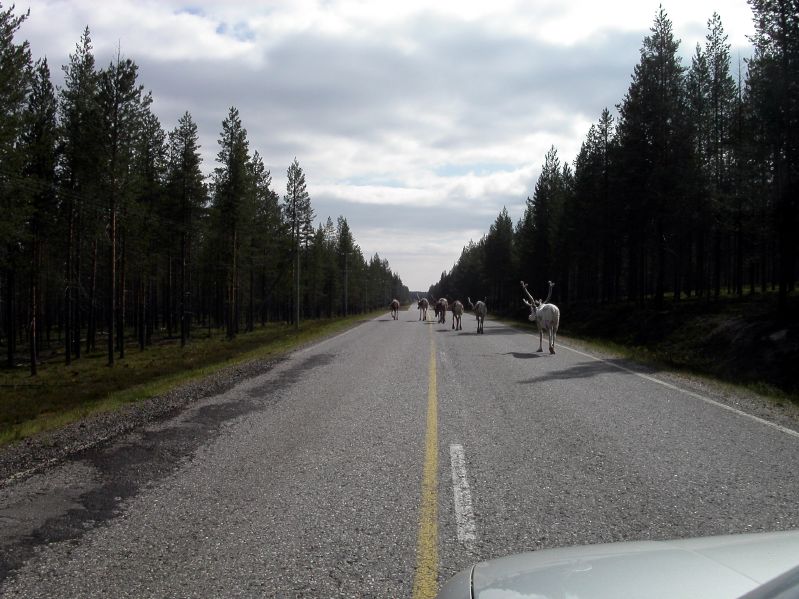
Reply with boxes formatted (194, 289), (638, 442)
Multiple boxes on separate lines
(517, 358), (643, 384)
(502, 351), (543, 360)
(480, 326), (519, 335)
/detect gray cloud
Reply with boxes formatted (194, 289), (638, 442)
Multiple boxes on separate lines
(20, 1), (756, 290)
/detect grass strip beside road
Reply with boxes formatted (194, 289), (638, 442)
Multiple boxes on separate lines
(0, 313), (378, 446)
(494, 313), (798, 406)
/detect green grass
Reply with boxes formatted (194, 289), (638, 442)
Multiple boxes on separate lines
(0, 313), (377, 446)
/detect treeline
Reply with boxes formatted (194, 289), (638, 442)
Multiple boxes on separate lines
(431, 5), (797, 318)
(0, 10), (409, 374)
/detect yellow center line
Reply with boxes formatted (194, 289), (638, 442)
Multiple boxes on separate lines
(412, 329), (439, 599)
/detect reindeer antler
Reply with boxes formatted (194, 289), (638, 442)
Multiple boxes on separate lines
(520, 280), (536, 303)
(542, 281), (555, 305)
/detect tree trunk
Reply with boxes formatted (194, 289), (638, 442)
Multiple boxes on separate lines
(180, 232), (187, 347)
(74, 210), (82, 359)
(147, 277), (154, 346)
(248, 264), (254, 333)
(713, 230), (722, 301)
(118, 234), (126, 359)
(30, 233), (40, 376)
(166, 255), (173, 338)
(294, 241), (300, 330)
(65, 202), (74, 365)
(108, 199), (116, 367)
(139, 277), (145, 351)
(6, 265), (16, 369)
(87, 238), (97, 353)
(30, 275), (37, 376)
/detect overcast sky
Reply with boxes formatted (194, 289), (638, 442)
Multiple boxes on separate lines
(19, 0), (756, 291)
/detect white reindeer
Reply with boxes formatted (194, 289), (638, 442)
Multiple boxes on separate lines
(435, 297), (449, 324)
(521, 280), (560, 354)
(390, 299), (400, 320)
(467, 297), (487, 334)
(417, 295), (429, 321)
(451, 300), (463, 330)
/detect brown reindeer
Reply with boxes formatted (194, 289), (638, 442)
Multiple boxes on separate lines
(435, 297), (449, 324)
(451, 300), (463, 330)
(467, 297), (487, 334)
(417, 295), (429, 321)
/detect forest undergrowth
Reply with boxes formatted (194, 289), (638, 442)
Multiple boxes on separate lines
(0, 312), (379, 445)
(556, 291), (799, 403)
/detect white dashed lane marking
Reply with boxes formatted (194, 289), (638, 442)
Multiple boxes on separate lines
(449, 444), (476, 550)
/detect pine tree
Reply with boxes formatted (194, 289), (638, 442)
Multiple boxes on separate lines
(59, 26), (100, 361)
(747, 0), (799, 313)
(0, 3), (31, 368)
(21, 58), (58, 375)
(336, 216), (353, 315)
(570, 128), (601, 301)
(249, 151), (283, 325)
(211, 107), (251, 339)
(484, 207), (514, 312)
(686, 41), (712, 297)
(283, 158), (313, 328)
(704, 14), (741, 295)
(96, 53), (146, 364)
(584, 109), (621, 302)
(167, 111), (205, 345)
(130, 104), (166, 350)
(526, 146), (566, 288)
(616, 7), (693, 306)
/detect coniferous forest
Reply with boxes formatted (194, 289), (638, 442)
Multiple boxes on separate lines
(430, 5), (798, 322)
(2, 3), (798, 380)
(1, 8), (410, 375)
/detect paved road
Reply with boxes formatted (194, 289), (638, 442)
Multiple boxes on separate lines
(1, 308), (798, 597)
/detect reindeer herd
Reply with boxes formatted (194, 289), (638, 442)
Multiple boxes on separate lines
(388, 281), (561, 353)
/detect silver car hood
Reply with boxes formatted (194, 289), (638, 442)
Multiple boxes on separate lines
(438, 530), (799, 599)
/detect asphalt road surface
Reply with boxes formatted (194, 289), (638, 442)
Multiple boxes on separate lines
(2, 308), (798, 598)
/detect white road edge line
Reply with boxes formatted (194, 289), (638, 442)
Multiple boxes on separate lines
(449, 444), (477, 550)
(560, 343), (799, 440)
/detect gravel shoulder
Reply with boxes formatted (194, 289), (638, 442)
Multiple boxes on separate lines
(0, 353), (286, 488)
(557, 334), (799, 434)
